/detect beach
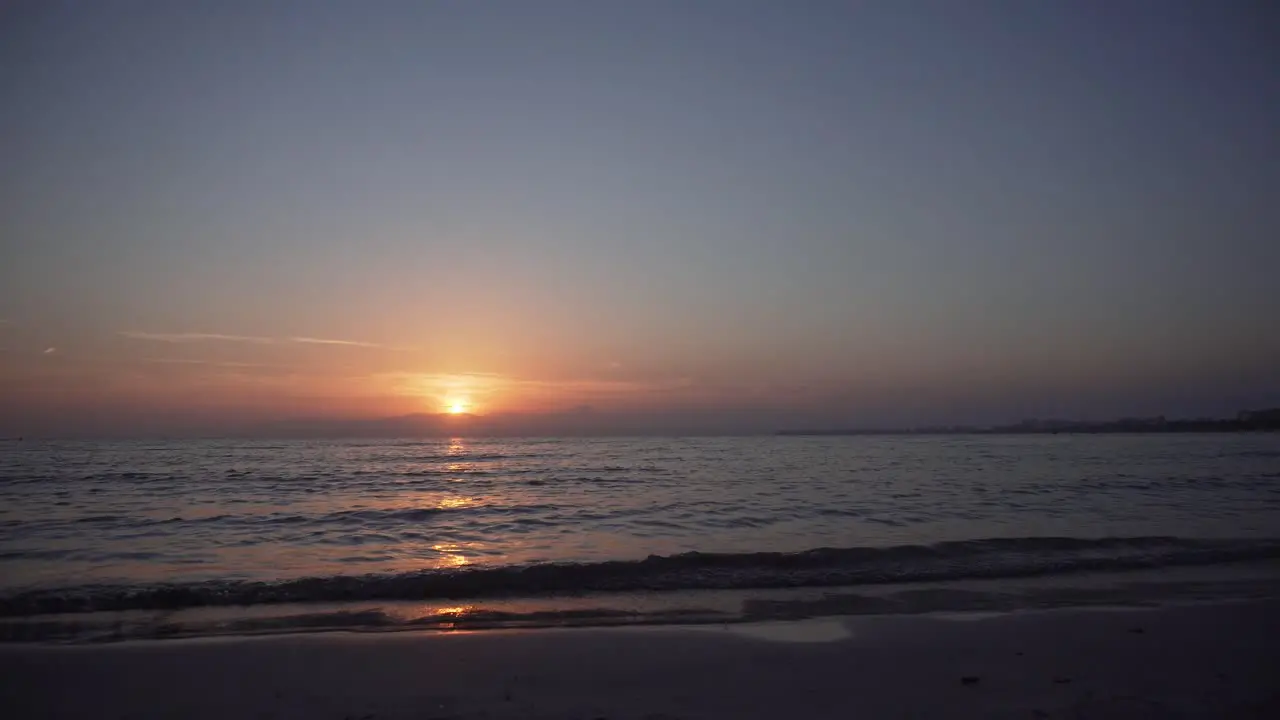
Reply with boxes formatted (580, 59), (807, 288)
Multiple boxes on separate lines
(4, 436), (1278, 717)
(5, 598), (1278, 719)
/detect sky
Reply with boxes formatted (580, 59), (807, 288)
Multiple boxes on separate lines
(2, 0), (1278, 437)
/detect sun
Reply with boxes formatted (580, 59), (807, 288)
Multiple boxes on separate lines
(445, 400), (469, 415)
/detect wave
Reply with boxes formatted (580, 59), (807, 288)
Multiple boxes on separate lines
(4, 536), (1279, 616)
(26, 503), (560, 533)
(401, 453), (552, 462)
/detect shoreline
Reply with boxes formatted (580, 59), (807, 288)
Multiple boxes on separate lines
(5, 599), (1279, 719)
(6, 559), (1280, 644)
(8, 536), (1280, 618)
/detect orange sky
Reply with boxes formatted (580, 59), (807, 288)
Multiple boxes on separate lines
(3, 319), (1273, 438)
(0, 325), (838, 435)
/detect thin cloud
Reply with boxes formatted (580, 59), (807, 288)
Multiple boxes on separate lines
(120, 331), (275, 344)
(120, 331), (394, 349)
(144, 358), (276, 368)
(288, 336), (385, 348)
(43, 347), (56, 355)
(374, 371), (698, 407)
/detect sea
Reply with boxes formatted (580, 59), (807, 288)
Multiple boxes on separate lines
(2, 434), (1279, 642)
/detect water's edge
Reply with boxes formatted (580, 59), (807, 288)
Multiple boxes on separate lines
(6, 559), (1279, 644)
(6, 535), (1279, 617)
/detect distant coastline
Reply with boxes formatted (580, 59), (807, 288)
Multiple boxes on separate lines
(778, 408), (1280, 436)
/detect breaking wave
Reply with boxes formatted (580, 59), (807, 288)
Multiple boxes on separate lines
(5, 535), (1279, 616)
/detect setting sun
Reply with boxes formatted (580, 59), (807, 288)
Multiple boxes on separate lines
(446, 400), (469, 415)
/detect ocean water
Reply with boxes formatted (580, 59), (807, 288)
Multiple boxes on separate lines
(2, 434), (1280, 638)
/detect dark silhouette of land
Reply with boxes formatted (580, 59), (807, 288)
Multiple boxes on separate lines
(778, 408), (1280, 436)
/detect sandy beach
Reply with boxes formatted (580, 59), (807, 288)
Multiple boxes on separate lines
(4, 598), (1278, 719)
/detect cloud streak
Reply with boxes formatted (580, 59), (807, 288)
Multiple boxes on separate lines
(120, 331), (275, 344)
(144, 358), (278, 368)
(288, 336), (384, 348)
(120, 331), (391, 349)
(374, 371), (702, 413)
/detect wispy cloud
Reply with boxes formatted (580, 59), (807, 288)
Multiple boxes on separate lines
(120, 331), (275, 344)
(288, 336), (385, 348)
(121, 331), (391, 349)
(374, 371), (700, 411)
(43, 347), (57, 355)
(144, 358), (276, 368)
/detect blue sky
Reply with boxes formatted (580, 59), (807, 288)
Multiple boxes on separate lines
(2, 1), (1278, 436)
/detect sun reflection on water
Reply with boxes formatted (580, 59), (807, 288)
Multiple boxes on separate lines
(443, 462), (472, 481)
(431, 543), (470, 568)
(428, 604), (477, 631)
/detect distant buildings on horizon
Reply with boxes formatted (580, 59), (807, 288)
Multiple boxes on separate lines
(778, 408), (1280, 436)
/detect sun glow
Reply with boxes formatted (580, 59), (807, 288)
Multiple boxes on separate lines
(446, 400), (469, 415)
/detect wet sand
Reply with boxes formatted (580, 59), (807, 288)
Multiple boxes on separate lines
(3, 599), (1278, 719)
